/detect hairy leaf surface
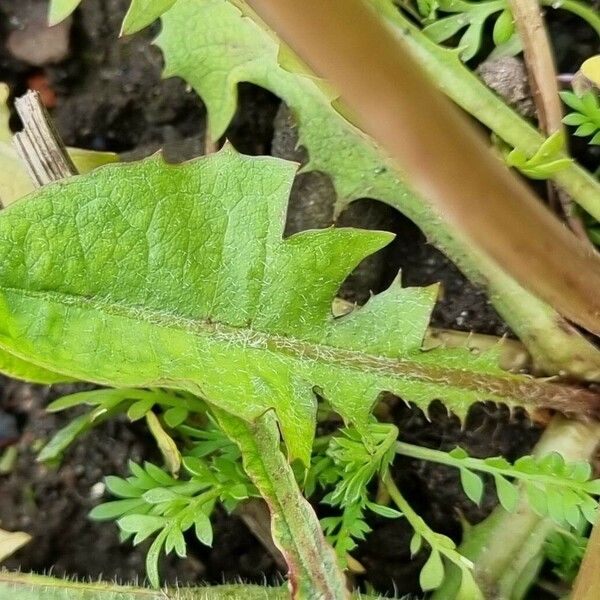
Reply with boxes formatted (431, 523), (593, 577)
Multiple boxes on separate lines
(0, 571), (294, 600)
(0, 83), (110, 384)
(0, 148), (595, 464)
(154, 0), (600, 377)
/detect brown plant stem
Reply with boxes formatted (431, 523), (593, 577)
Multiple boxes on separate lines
(246, 0), (600, 336)
(507, 0), (590, 242)
(508, 1), (564, 136)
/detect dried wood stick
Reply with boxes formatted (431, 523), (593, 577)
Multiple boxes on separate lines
(508, 1), (564, 135)
(13, 90), (78, 187)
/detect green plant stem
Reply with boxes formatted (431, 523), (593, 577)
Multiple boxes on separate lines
(0, 569), (387, 600)
(381, 471), (483, 597)
(0, 571), (283, 600)
(395, 441), (594, 491)
(374, 0), (600, 221)
(0, 570), (385, 600)
(213, 408), (348, 600)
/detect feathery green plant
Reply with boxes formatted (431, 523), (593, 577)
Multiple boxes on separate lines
(545, 525), (589, 584)
(395, 443), (600, 528)
(90, 455), (256, 587)
(561, 91), (600, 145)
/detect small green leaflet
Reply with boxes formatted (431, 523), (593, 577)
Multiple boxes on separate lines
(0, 148), (596, 467)
(422, 1), (511, 61)
(459, 467), (484, 505)
(420, 549), (445, 591)
(561, 91), (600, 145)
(422, 0), (599, 60)
(436, 446), (600, 527)
(504, 131), (573, 179)
(89, 453), (251, 587)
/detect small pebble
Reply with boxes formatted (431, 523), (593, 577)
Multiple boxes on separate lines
(90, 481), (106, 500)
(6, 3), (71, 66)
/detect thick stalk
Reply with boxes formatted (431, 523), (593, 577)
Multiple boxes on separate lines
(213, 408), (348, 600)
(246, 0), (600, 337)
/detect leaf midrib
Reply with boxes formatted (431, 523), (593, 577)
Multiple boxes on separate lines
(1, 284), (596, 416)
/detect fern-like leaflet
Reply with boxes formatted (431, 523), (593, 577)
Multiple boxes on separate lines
(561, 91), (600, 145)
(396, 441), (600, 528)
(90, 439), (256, 587)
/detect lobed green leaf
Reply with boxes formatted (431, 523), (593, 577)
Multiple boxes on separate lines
(0, 147), (580, 468)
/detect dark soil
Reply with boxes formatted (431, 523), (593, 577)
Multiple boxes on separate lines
(0, 0), (588, 596)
